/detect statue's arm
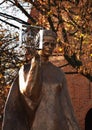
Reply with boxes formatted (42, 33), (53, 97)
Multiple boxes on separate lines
(19, 56), (42, 110)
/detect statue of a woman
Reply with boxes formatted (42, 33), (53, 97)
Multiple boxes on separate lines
(2, 30), (80, 130)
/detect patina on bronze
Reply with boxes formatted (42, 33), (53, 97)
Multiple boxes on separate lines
(2, 30), (80, 130)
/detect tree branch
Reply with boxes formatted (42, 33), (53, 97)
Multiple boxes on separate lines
(0, 18), (19, 29)
(0, 0), (6, 5)
(0, 12), (30, 25)
(9, 0), (36, 23)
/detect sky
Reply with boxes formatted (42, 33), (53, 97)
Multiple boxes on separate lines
(0, 1), (32, 28)
(0, 1), (32, 47)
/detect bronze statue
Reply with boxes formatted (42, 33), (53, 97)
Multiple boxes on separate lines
(2, 30), (80, 130)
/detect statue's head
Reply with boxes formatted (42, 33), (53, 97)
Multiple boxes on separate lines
(35, 29), (57, 57)
(35, 29), (57, 50)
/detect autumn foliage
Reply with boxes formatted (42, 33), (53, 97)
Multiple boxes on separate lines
(0, 0), (92, 129)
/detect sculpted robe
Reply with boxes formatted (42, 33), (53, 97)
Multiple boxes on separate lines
(2, 59), (80, 130)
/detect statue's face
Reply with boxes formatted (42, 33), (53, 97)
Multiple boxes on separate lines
(39, 36), (56, 57)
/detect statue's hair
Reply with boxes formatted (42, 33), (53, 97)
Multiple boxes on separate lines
(35, 29), (57, 49)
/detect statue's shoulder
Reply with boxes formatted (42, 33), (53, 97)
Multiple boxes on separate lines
(50, 62), (65, 75)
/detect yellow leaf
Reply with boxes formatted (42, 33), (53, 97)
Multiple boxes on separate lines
(90, 54), (92, 57)
(0, 74), (3, 78)
(47, 10), (52, 16)
(58, 47), (63, 52)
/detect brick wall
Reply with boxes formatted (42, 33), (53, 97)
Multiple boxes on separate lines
(66, 71), (92, 130)
(51, 56), (92, 130)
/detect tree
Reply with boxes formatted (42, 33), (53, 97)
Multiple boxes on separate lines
(0, 0), (92, 87)
(0, 1), (92, 128)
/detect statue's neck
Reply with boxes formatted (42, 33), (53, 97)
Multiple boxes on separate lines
(40, 56), (49, 63)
